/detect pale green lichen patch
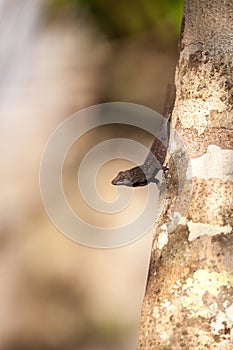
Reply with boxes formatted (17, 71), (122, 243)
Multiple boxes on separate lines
(187, 220), (232, 241)
(186, 145), (233, 182)
(171, 211), (187, 226)
(152, 300), (176, 342)
(153, 299), (174, 320)
(157, 228), (168, 250)
(181, 269), (233, 318)
(211, 308), (233, 336)
(174, 97), (227, 135)
(210, 303), (233, 341)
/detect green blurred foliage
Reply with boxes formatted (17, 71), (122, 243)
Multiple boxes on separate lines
(79, 0), (183, 37)
(47, 0), (183, 49)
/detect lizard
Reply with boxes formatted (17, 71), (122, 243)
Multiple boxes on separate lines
(111, 83), (176, 187)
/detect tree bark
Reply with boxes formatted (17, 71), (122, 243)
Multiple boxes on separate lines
(137, 0), (233, 349)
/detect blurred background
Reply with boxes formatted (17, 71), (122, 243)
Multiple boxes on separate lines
(0, 0), (183, 349)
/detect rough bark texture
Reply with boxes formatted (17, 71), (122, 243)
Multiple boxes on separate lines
(137, 1), (233, 349)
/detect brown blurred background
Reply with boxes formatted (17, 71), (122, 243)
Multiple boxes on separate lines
(0, 0), (183, 349)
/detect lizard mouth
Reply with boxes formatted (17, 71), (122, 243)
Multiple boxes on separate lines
(111, 178), (118, 185)
(111, 178), (132, 186)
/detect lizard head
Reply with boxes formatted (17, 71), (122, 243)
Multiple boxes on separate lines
(111, 170), (133, 187)
(112, 166), (148, 187)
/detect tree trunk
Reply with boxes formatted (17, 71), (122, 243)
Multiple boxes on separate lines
(137, 0), (233, 349)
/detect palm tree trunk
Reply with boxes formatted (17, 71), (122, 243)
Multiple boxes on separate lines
(137, 0), (233, 349)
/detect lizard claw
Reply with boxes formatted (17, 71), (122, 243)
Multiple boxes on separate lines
(151, 178), (160, 185)
(162, 163), (169, 173)
(151, 178), (163, 191)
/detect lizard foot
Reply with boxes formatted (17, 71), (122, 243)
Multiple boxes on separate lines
(151, 178), (162, 191)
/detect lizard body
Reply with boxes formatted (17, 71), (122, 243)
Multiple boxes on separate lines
(112, 84), (175, 187)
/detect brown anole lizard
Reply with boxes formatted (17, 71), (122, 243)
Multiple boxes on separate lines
(111, 84), (176, 187)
